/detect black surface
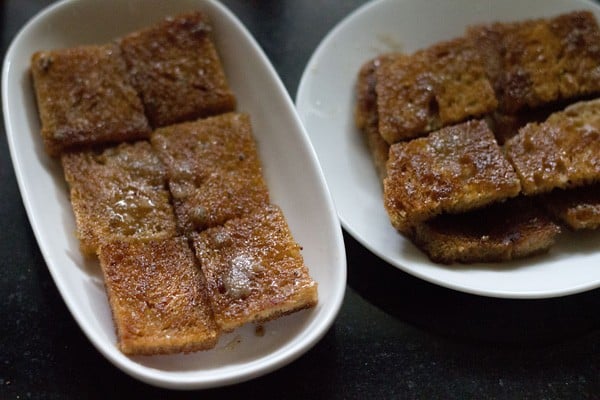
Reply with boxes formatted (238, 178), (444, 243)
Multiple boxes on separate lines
(1, 1), (599, 398)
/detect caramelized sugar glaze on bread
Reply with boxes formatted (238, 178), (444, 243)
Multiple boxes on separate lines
(376, 37), (497, 144)
(413, 197), (561, 264)
(505, 99), (600, 195)
(151, 112), (270, 234)
(191, 205), (318, 332)
(61, 141), (177, 256)
(542, 184), (600, 230)
(119, 11), (236, 128)
(31, 44), (151, 157)
(98, 237), (219, 355)
(384, 120), (521, 234)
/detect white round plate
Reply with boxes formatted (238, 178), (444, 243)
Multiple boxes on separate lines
(296, 0), (600, 299)
(2, 0), (346, 390)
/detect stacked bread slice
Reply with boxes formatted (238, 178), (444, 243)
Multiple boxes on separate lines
(355, 11), (600, 264)
(31, 12), (317, 355)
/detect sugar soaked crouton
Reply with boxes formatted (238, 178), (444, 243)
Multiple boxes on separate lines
(191, 205), (317, 332)
(31, 44), (150, 157)
(120, 11), (236, 127)
(543, 184), (600, 230)
(98, 237), (219, 355)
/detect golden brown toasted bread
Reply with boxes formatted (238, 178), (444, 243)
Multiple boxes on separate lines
(355, 56), (394, 180)
(30, 44), (150, 157)
(412, 197), (561, 264)
(376, 37), (497, 143)
(384, 119), (521, 234)
(191, 205), (318, 332)
(542, 184), (600, 230)
(505, 99), (600, 195)
(150, 112), (270, 234)
(119, 11), (236, 127)
(98, 237), (219, 355)
(61, 141), (177, 256)
(468, 11), (600, 114)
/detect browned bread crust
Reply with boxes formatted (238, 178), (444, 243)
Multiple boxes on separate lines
(61, 141), (177, 256)
(384, 120), (521, 234)
(30, 44), (150, 157)
(505, 99), (600, 195)
(150, 112), (270, 234)
(376, 37), (497, 143)
(191, 205), (318, 332)
(543, 184), (600, 230)
(119, 11), (236, 127)
(98, 237), (219, 355)
(413, 197), (561, 264)
(469, 11), (600, 114)
(355, 56), (393, 180)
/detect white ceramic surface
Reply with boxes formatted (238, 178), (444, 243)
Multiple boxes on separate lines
(296, 0), (600, 299)
(2, 0), (346, 389)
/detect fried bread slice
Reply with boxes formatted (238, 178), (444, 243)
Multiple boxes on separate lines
(119, 11), (236, 127)
(191, 205), (318, 332)
(468, 11), (600, 114)
(376, 37), (497, 143)
(98, 237), (219, 355)
(151, 112), (270, 234)
(61, 141), (177, 256)
(384, 119), (521, 234)
(30, 44), (150, 157)
(412, 197), (561, 264)
(355, 55), (394, 180)
(542, 184), (600, 230)
(505, 99), (600, 195)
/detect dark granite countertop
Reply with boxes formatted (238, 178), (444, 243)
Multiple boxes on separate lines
(1, 1), (598, 398)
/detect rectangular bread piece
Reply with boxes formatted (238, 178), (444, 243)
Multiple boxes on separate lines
(150, 112), (270, 234)
(98, 237), (219, 355)
(191, 204), (318, 332)
(355, 55), (393, 180)
(61, 141), (177, 256)
(376, 37), (497, 143)
(119, 11), (236, 127)
(542, 184), (600, 230)
(468, 11), (600, 114)
(505, 99), (600, 195)
(384, 119), (521, 234)
(412, 197), (561, 264)
(30, 44), (151, 157)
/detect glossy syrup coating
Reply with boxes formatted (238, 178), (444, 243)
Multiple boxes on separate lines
(119, 11), (236, 127)
(151, 112), (270, 234)
(505, 99), (600, 195)
(413, 196), (561, 264)
(191, 205), (318, 332)
(61, 141), (177, 256)
(30, 44), (151, 157)
(384, 120), (521, 234)
(98, 237), (219, 355)
(375, 37), (497, 144)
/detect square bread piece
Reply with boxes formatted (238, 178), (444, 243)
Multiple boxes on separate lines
(151, 112), (270, 234)
(31, 44), (151, 157)
(542, 184), (600, 230)
(98, 237), (219, 355)
(376, 37), (497, 144)
(412, 197), (561, 264)
(191, 205), (318, 332)
(119, 11), (236, 127)
(355, 55), (394, 180)
(468, 11), (600, 114)
(505, 99), (600, 195)
(61, 141), (177, 256)
(384, 119), (521, 234)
